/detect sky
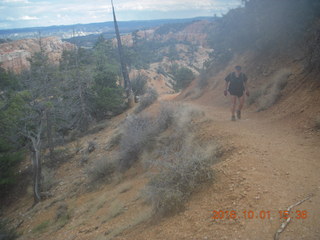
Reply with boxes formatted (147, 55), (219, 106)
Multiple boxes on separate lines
(0, 0), (242, 30)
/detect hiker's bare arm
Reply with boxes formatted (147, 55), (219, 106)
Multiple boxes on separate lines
(243, 81), (247, 91)
(244, 81), (250, 96)
(224, 81), (229, 96)
(225, 81), (229, 91)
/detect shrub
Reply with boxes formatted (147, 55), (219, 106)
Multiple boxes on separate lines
(144, 141), (215, 216)
(41, 167), (56, 192)
(88, 157), (116, 183)
(131, 74), (148, 96)
(87, 141), (97, 153)
(256, 69), (291, 111)
(143, 108), (215, 216)
(102, 200), (125, 224)
(32, 220), (50, 234)
(105, 130), (122, 151)
(119, 115), (164, 171)
(44, 148), (73, 169)
(91, 86), (125, 119)
(0, 219), (19, 240)
(134, 88), (158, 114)
(118, 102), (205, 174)
(156, 102), (179, 131)
(55, 202), (70, 229)
(118, 114), (159, 171)
(0, 150), (23, 194)
(156, 66), (168, 77)
(170, 65), (195, 91)
(108, 101), (213, 222)
(197, 69), (209, 89)
(247, 89), (263, 105)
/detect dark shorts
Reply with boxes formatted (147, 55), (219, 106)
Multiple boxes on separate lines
(229, 90), (244, 98)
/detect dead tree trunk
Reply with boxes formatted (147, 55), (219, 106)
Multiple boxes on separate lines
(27, 119), (43, 204)
(45, 110), (54, 157)
(38, 33), (55, 157)
(111, 0), (132, 98)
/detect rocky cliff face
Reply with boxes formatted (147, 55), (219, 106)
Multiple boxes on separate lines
(117, 20), (210, 47)
(0, 37), (74, 73)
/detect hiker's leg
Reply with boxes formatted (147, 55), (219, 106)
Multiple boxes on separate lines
(236, 95), (245, 119)
(230, 95), (237, 117)
(238, 95), (245, 111)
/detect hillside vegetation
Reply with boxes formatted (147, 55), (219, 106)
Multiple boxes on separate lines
(1, 0), (320, 239)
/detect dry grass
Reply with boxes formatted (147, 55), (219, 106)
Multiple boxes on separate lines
(118, 102), (205, 172)
(117, 183), (133, 194)
(246, 68), (291, 110)
(31, 220), (50, 234)
(247, 89), (263, 105)
(41, 167), (57, 192)
(55, 202), (70, 230)
(101, 200), (125, 224)
(44, 148), (74, 169)
(144, 139), (216, 216)
(156, 101), (179, 131)
(142, 104), (216, 216)
(105, 130), (122, 151)
(117, 114), (159, 171)
(134, 88), (158, 114)
(87, 157), (116, 183)
(104, 209), (152, 240)
(256, 69), (291, 111)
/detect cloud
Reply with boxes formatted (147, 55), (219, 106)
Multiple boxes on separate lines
(1, 0), (29, 3)
(0, 0), (241, 29)
(20, 15), (39, 20)
(6, 15), (39, 21)
(114, 0), (240, 12)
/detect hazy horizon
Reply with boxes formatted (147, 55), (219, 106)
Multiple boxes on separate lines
(0, 0), (241, 30)
(0, 16), (212, 31)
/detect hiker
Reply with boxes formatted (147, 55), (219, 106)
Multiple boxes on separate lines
(224, 65), (249, 121)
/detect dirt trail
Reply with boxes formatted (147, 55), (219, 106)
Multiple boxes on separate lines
(124, 101), (320, 240)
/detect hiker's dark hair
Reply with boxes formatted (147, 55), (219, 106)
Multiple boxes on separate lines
(235, 65), (242, 70)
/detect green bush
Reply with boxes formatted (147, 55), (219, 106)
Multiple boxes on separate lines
(0, 150), (23, 193)
(131, 74), (147, 96)
(91, 86), (125, 119)
(170, 65), (195, 91)
(31, 220), (50, 234)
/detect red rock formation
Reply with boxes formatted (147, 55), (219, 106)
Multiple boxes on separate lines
(112, 20), (210, 47)
(0, 37), (74, 73)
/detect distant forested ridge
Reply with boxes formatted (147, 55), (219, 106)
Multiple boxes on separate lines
(0, 17), (213, 42)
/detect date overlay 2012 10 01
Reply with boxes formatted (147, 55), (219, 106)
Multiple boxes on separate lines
(211, 210), (308, 220)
